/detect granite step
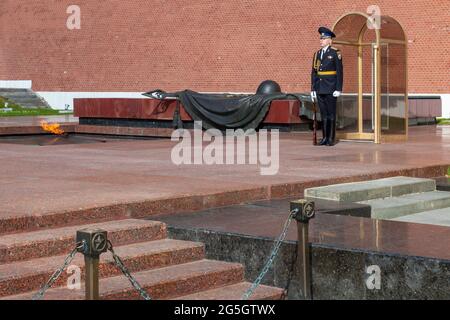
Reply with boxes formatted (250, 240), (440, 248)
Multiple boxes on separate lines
(305, 176), (436, 202)
(0, 239), (204, 298)
(173, 282), (285, 300)
(3, 260), (244, 300)
(360, 191), (450, 219)
(0, 219), (166, 264)
(0, 89), (51, 109)
(390, 207), (450, 227)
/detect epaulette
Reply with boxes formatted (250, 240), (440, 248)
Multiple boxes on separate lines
(332, 47), (342, 60)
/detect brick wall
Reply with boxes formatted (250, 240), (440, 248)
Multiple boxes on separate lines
(0, 0), (449, 93)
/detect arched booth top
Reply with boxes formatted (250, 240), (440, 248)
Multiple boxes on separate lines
(330, 12), (408, 144)
(332, 12), (407, 45)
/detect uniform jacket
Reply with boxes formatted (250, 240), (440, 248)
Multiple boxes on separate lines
(311, 46), (343, 94)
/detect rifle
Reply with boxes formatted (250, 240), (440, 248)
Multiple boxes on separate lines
(312, 101), (318, 145)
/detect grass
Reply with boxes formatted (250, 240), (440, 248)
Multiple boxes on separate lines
(437, 118), (450, 125)
(0, 96), (71, 117)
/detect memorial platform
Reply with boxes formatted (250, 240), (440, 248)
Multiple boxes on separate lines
(0, 116), (449, 299)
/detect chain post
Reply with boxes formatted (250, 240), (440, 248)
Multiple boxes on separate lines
(290, 199), (315, 300)
(76, 228), (108, 300)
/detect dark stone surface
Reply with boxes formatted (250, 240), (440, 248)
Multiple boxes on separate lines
(0, 133), (160, 145)
(167, 226), (450, 300)
(214, 197), (372, 217)
(435, 177), (450, 191)
(79, 117), (195, 129)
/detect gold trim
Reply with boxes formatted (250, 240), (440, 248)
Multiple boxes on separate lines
(337, 132), (375, 140)
(318, 71), (337, 76)
(379, 38), (407, 44)
(380, 134), (408, 143)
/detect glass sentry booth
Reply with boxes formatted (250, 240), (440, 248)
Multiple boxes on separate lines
(332, 12), (408, 143)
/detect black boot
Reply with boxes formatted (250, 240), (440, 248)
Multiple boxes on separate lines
(318, 119), (328, 145)
(326, 119), (336, 146)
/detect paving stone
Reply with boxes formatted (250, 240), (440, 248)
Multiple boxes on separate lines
(391, 207), (450, 227)
(361, 191), (450, 219)
(305, 176), (436, 202)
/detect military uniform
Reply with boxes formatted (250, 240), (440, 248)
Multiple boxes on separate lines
(311, 27), (343, 146)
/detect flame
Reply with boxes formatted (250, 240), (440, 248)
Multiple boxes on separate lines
(40, 121), (65, 135)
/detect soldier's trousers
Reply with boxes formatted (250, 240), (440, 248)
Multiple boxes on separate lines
(317, 94), (337, 121)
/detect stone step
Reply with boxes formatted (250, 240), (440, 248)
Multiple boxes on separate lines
(173, 282), (285, 300)
(0, 93), (40, 99)
(0, 219), (166, 264)
(4, 259), (244, 300)
(0, 88), (29, 93)
(390, 207), (450, 227)
(0, 239), (204, 298)
(360, 191), (450, 219)
(305, 176), (436, 202)
(0, 89), (51, 108)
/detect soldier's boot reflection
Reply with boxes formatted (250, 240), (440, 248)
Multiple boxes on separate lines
(318, 119), (328, 145)
(326, 119), (336, 146)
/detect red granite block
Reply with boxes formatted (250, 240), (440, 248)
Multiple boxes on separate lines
(0, 239), (205, 297)
(74, 98), (305, 125)
(0, 219), (166, 264)
(264, 100), (303, 124)
(74, 98), (193, 121)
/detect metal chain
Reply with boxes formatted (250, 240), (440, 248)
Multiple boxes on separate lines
(107, 240), (152, 300)
(32, 241), (86, 300)
(241, 208), (298, 300)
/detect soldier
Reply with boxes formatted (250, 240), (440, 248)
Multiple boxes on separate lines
(311, 27), (343, 146)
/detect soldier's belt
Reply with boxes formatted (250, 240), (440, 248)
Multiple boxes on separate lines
(317, 71), (337, 76)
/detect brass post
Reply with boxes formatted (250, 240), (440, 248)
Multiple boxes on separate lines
(84, 255), (100, 300)
(290, 199), (315, 300)
(296, 219), (312, 300)
(76, 229), (108, 300)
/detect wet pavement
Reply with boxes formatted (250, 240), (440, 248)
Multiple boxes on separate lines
(152, 197), (450, 261)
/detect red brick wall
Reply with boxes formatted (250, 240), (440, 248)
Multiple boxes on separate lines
(0, 0), (449, 93)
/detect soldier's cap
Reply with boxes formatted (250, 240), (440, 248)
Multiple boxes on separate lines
(318, 27), (336, 39)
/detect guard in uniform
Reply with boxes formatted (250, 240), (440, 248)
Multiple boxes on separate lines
(311, 27), (343, 146)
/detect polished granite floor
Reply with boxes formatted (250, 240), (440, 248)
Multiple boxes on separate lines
(152, 196), (450, 262)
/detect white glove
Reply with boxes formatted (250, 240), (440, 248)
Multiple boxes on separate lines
(333, 91), (341, 98)
(311, 91), (317, 102)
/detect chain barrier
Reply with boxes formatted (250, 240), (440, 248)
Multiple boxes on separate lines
(106, 240), (152, 300)
(32, 241), (86, 300)
(241, 208), (299, 300)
